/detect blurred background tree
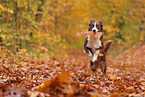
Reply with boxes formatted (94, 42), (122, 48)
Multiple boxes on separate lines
(0, 0), (145, 56)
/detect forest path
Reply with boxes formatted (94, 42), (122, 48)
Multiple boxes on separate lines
(0, 49), (145, 97)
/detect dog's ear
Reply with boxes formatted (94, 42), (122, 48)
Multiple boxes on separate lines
(90, 18), (96, 23)
(88, 18), (95, 31)
(98, 18), (103, 23)
(98, 18), (103, 32)
(104, 40), (112, 53)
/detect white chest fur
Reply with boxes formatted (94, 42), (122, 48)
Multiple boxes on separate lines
(86, 33), (102, 53)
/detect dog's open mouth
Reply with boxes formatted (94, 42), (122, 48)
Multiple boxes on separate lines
(94, 31), (101, 34)
(93, 31), (96, 34)
(81, 31), (100, 36)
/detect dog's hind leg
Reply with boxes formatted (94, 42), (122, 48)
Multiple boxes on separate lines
(95, 72), (98, 82)
(101, 62), (107, 81)
(90, 61), (99, 82)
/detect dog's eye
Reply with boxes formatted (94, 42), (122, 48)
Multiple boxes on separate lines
(89, 24), (91, 26)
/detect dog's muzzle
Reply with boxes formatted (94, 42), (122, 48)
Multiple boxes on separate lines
(92, 28), (98, 34)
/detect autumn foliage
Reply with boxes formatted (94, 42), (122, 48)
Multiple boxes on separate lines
(0, 47), (145, 96)
(0, 0), (145, 97)
(0, 0), (144, 54)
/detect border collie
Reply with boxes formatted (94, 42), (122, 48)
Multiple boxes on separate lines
(84, 18), (112, 78)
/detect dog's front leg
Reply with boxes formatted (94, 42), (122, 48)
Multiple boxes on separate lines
(92, 50), (100, 62)
(101, 61), (107, 81)
(84, 46), (93, 58)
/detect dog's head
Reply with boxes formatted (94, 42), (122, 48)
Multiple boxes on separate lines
(88, 18), (103, 33)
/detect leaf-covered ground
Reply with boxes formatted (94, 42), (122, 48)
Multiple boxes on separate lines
(0, 45), (145, 97)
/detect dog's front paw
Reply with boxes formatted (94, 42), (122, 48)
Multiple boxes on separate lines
(92, 55), (98, 62)
(88, 51), (92, 56)
(89, 55), (93, 61)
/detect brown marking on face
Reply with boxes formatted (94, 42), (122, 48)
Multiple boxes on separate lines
(88, 18), (103, 32)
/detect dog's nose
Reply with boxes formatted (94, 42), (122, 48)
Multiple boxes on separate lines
(93, 30), (96, 32)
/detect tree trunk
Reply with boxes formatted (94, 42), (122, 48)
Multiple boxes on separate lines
(14, 0), (19, 52)
(0, 37), (5, 46)
(54, 0), (58, 33)
(35, 0), (46, 22)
